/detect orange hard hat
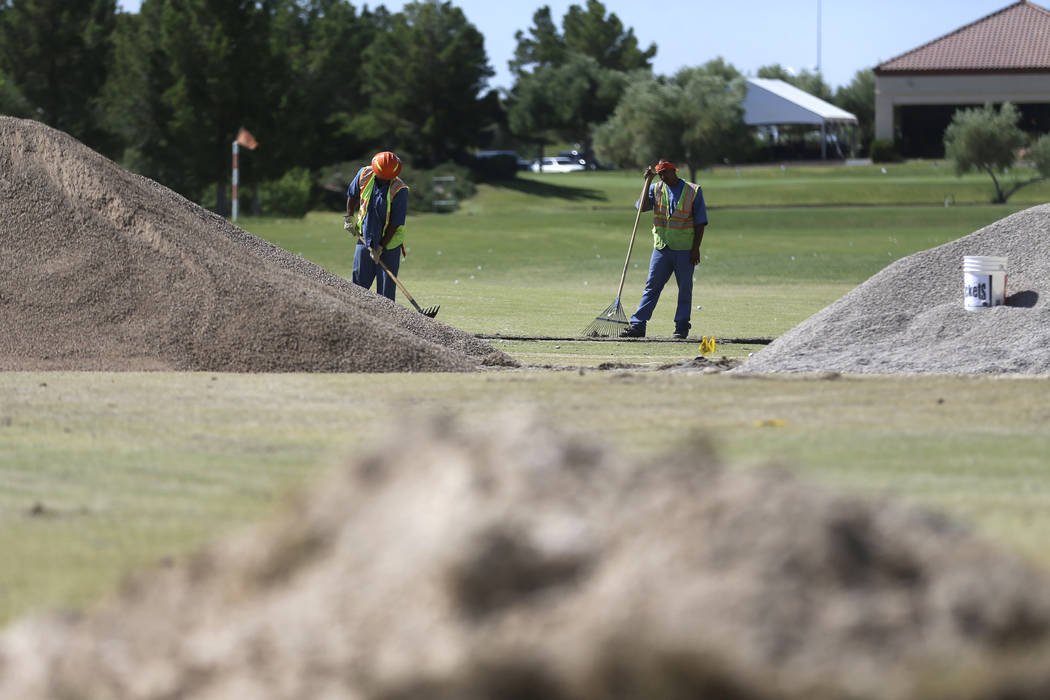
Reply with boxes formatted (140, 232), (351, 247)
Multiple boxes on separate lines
(371, 151), (402, 180)
(654, 160), (677, 173)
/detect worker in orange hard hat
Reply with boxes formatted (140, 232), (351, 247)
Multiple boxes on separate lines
(344, 151), (411, 300)
(620, 159), (708, 340)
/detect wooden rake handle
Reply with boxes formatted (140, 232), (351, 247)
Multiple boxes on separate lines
(615, 173), (655, 301)
(353, 232), (430, 315)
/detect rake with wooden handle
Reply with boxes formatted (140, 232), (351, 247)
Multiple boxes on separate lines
(581, 171), (654, 337)
(352, 231), (439, 318)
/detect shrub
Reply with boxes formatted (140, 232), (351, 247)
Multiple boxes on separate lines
(869, 139), (899, 163)
(259, 168), (312, 217)
(1027, 132), (1050, 176)
(403, 162), (475, 213)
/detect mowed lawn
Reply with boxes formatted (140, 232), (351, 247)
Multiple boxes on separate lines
(252, 162), (1046, 342)
(3, 161), (1050, 624)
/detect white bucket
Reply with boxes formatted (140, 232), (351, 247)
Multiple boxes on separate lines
(963, 255), (1007, 310)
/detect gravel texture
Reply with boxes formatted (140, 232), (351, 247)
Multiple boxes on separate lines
(2, 412), (1050, 700)
(737, 204), (1050, 375)
(0, 116), (507, 372)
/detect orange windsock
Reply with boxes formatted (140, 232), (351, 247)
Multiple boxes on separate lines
(236, 127), (258, 150)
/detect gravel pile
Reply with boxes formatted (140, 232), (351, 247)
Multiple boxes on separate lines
(0, 116), (506, 372)
(737, 204), (1050, 375)
(3, 412), (1050, 700)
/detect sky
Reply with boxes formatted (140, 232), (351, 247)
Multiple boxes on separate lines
(115, 0), (1016, 92)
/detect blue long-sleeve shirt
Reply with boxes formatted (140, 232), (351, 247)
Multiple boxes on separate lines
(347, 167), (409, 248)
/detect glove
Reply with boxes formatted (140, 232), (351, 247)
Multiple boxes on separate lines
(370, 246), (382, 263)
(343, 216), (359, 237)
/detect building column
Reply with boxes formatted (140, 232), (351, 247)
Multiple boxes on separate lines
(875, 78), (895, 141)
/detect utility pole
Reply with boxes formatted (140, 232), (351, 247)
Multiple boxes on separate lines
(817, 0), (822, 74)
(231, 128), (258, 222)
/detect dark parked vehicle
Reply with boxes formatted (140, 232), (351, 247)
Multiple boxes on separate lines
(476, 150), (532, 171)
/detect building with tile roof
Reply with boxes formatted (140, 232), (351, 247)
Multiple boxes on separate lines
(874, 0), (1050, 157)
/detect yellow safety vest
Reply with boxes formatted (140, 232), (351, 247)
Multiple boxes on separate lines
(357, 168), (410, 250)
(652, 180), (701, 250)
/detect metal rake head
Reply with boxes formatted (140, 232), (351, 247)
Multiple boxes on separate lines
(582, 300), (629, 337)
(421, 305), (440, 319)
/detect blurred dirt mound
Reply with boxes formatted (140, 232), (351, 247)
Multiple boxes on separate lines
(4, 413), (1050, 699)
(738, 204), (1050, 375)
(0, 116), (505, 372)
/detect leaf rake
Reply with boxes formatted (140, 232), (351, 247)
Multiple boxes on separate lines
(582, 173), (653, 337)
(351, 230), (439, 318)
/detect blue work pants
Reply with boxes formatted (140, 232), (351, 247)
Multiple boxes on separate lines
(353, 244), (402, 301)
(630, 247), (694, 329)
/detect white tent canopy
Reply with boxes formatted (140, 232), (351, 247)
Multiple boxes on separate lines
(743, 78), (858, 159)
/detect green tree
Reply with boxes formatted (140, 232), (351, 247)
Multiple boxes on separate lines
(561, 0), (655, 71)
(162, 0), (277, 210)
(508, 0), (652, 165)
(509, 6), (563, 75)
(102, 0), (387, 209)
(0, 0), (117, 145)
(511, 0), (655, 75)
(507, 53), (627, 167)
(361, 0), (493, 166)
(505, 64), (560, 162)
(0, 66), (31, 116)
(833, 68), (875, 154)
(98, 0), (277, 211)
(594, 61), (749, 181)
(99, 8), (170, 180)
(944, 102), (1050, 203)
(266, 0), (384, 171)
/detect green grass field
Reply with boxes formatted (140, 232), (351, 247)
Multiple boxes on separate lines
(252, 162), (1043, 341)
(3, 161), (1050, 624)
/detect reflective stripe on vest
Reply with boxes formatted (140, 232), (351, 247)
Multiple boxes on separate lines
(357, 169), (409, 250)
(651, 180), (700, 250)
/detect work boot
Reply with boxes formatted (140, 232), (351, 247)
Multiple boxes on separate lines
(620, 323), (645, 338)
(672, 324), (690, 340)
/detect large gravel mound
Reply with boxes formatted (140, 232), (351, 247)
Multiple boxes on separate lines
(0, 116), (504, 372)
(4, 413), (1050, 700)
(737, 204), (1050, 374)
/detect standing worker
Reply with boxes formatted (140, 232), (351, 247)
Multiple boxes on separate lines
(620, 160), (708, 339)
(344, 151), (410, 300)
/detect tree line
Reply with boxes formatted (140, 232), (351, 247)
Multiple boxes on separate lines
(0, 0), (878, 215)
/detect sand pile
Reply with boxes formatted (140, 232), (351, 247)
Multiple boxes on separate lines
(4, 412), (1050, 700)
(0, 116), (506, 372)
(738, 204), (1050, 375)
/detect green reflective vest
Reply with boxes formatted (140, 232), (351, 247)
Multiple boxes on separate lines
(652, 180), (701, 250)
(357, 169), (410, 250)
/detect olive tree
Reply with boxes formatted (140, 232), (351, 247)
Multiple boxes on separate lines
(593, 61), (749, 182)
(944, 102), (1050, 203)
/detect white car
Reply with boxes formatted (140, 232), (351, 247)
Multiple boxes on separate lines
(529, 156), (585, 173)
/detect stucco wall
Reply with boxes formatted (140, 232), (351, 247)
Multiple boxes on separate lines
(875, 73), (1050, 140)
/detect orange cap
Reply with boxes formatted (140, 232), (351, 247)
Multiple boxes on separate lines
(654, 160), (677, 173)
(371, 151), (402, 180)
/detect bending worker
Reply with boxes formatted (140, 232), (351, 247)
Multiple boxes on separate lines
(344, 151), (410, 300)
(620, 160), (708, 339)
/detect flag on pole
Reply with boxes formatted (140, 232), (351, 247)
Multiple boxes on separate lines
(232, 127), (257, 221)
(236, 127), (259, 150)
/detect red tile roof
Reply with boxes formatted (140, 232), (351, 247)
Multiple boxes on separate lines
(875, 1), (1050, 74)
